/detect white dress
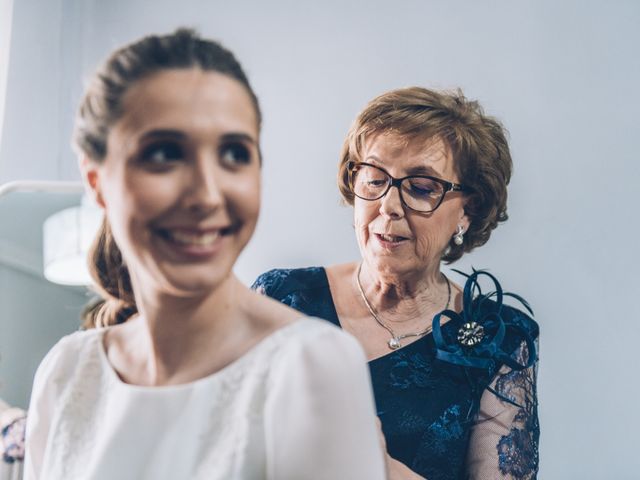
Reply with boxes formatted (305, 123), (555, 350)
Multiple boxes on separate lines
(24, 318), (386, 480)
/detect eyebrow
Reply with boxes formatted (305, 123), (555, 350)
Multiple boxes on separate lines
(139, 129), (186, 141)
(365, 155), (443, 177)
(220, 132), (258, 145)
(138, 130), (257, 146)
(405, 165), (442, 177)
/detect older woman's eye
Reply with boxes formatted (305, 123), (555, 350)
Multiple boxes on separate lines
(140, 141), (185, 165)
(220, 143), (251, 166)
(367, 179), (387, 187)
(405, 179), (440, 198)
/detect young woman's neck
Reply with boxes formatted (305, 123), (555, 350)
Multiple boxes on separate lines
(136, 274), (241, 333)
(124, 273), (253, 385)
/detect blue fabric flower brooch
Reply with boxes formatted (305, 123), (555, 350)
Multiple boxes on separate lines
(432, 269), (538, 374)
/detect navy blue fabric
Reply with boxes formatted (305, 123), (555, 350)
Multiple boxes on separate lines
(252, 266), (539, 480)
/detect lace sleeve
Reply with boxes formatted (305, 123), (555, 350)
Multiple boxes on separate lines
(466, 339), (539, 479)
(251, 269), (291, 296)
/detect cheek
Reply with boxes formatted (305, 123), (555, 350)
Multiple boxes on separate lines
(103, 165), (180, 222)
(353, 201), (377, 245)
(103, 171), (179, 256)
(122, 174), (181, 217)
(414, 232), (439, 259)
(411, 211), (459, 260)
(228, 171), (261, 226)
(353, 200), (377, 230)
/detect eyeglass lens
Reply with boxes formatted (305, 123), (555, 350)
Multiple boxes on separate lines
(352, 164), (445, 212)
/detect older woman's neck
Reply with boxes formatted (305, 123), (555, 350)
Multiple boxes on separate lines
(360, 261), (448, 314)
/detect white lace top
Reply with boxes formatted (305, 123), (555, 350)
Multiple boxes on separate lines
(24, 318), (386, 480)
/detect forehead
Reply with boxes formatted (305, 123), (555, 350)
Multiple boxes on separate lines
(112, 69), (258, 141)
(361, 132), (457, 179)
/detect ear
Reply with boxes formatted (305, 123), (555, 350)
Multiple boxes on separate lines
(79, 156), (106, 209)
(455, 205), (471, 235)
(458, 211), (471, 234)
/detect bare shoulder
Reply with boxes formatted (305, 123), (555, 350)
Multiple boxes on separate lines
(325, 261), (357, 286)
(102, 315), (139, 352)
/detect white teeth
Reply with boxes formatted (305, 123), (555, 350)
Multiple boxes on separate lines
(380, 233), (404, 242)
(169, 230), (220, 246)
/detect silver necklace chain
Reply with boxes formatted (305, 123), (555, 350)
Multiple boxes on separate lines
(356, 262), (451, 350)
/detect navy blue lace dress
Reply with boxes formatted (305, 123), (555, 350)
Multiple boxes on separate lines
(252, 267), (539, 480)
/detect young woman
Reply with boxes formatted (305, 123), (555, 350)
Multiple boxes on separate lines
(24, 29), (385, 480)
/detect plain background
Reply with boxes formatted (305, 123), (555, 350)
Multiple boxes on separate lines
(1, 1), (639, 477)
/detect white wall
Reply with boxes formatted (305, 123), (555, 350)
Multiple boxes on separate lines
(1, 0), (638, 477)
(0, 0), (14, 149)
(0, 0), (86, 182)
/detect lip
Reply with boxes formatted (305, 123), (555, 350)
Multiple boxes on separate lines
(153, 225), (236, 260)
(373, 232), (411, 249)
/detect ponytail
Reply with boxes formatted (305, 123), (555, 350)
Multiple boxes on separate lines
(82, 218), (137, 329)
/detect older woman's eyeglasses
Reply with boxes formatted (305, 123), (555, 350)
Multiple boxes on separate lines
(348, 162), (470, 213)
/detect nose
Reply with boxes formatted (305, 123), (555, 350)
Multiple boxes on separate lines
(379, 184), (405, 219)
(184, 154), (224, 214)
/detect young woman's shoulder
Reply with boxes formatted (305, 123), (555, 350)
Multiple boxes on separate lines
(268, 317), (367, 380)
(32, 329), (104, 386)
(262, 317), (385, 479)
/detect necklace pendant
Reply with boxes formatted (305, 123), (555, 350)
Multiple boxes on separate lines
(388, 337), (401, 350)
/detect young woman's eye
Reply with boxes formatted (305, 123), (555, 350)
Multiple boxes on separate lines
(139, 141), (185, 165)
(220, 143), (251, 166)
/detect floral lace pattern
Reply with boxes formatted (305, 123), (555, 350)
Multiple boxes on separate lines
(0, 408), (27, 464)
(494, 342), (539, 478)
(1, 415), (26, 463)
(253, 266), (540, 480)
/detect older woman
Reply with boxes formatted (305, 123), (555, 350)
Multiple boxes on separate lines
(254, 87), (539, 480)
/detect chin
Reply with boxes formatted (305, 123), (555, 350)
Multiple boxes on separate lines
(368, 252), (425, 276)
(158, 263), (235, 297)
(143, 226), (251, 296)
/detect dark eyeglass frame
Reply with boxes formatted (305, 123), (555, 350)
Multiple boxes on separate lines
(347, 161), (471, 213)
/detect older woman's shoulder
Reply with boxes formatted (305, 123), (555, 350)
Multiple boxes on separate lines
(452, 269), (539, 337)
(475, 298), (539, 340)
(434, 270), (539, 372)
(251, 266), (328, 299)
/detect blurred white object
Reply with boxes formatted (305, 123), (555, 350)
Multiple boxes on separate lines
(43, 194), (101, 286)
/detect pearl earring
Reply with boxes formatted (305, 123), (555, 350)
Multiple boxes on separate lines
(453, 225), (464, 246)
